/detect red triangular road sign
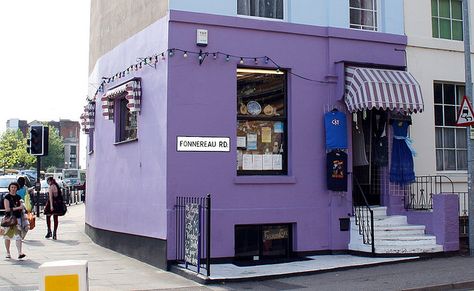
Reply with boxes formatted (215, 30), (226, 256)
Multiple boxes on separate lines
(456, 96), (474, 126)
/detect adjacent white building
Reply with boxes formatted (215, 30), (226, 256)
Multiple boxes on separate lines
(406, 0), (474, 199)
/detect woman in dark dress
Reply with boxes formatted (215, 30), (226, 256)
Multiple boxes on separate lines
(3, 182), (26, 259)
(44, 177), (64, 240)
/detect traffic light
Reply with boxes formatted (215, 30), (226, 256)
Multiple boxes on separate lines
(29, 126), (49, 156)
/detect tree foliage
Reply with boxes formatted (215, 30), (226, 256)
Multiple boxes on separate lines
(41, 125), (64, 170)
(0, 130), (35, 170)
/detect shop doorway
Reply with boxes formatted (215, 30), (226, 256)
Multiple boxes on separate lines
(351, 109), (389, 206)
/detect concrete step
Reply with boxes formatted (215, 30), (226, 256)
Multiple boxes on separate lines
(349, 242), (443, 254)
(374, 235), (437, 246)
(375, 227), (426, 237)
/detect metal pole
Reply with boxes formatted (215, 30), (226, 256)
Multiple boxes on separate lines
(463, 0), (474, 256)
(206, 194), (211, 277)
(36, 156), (41, 218)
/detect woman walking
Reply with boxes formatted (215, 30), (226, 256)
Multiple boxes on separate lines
(3, 182), (26, 259)
(44, 177), (63, 240)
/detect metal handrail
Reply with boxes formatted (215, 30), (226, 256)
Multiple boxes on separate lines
(353, 175), (375, 254)
(405, 175), (454, 210)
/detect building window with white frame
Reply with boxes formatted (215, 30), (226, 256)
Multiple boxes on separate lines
(432, 0), (463, 41)
(350, 0), (378, 31)
(237, 0), (283, 19)
(434, 82), (467, 171)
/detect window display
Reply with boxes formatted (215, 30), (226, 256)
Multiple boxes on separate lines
(236, 68), (287, 175)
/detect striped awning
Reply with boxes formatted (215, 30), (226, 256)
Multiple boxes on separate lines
(345, 67), (424, 113)
(81, 102), (95, 133)
(101, 79), (141, 120)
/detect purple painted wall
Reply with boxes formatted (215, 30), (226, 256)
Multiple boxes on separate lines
(85, 16), (170, 239)
(87, 10), (411, 260)
(389, 194), (459, 251)
(165, 11), (406, 258)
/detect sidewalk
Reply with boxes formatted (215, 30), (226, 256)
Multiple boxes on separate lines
(2, 203), (473, 291)
(0, 203), (205, 291)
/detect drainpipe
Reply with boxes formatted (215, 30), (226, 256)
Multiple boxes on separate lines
(462, 0), (474, 256)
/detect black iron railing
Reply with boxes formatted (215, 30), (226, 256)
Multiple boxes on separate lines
(175, 194), (211, 277)
(404, 175), (454, 210)
(353, 176), (375, 254)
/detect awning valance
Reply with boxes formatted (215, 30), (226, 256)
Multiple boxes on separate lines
(101, 79), (141, 120)
(344, 66), (424, 113)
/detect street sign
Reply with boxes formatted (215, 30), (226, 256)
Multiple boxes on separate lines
(456, 96), (474, 126)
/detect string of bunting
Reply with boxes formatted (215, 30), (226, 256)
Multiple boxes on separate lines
(87, 48), (330, 102)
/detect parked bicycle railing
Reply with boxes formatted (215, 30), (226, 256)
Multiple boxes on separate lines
(353, 176), (375, 254)
(404, 175), (454, 210)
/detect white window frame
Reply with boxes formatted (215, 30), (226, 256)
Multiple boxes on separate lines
(236, 0), (288, 21)
(431, 0), (463, 41)
(434, 82), (467, 172)
(349, 0), (379, 31)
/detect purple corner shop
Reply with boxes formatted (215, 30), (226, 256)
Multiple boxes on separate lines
(82, 11), (459, 270)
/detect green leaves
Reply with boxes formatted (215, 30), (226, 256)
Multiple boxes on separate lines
(0, 129), (35, 170)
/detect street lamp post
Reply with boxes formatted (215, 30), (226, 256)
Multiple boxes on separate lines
(462, 0), (474, 256)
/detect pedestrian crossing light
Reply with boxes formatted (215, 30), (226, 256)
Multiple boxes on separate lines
(29, 125), (49, 156)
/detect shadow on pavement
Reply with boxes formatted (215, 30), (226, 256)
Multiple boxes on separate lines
(22, 240), (44, 247)
(49, 240), (80, 246)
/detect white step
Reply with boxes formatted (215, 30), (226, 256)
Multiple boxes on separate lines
(375, 235), (437, 246)
(349, 243), (444, 254)
(349, 211), (444, 254)
(351, 215), (408, 228)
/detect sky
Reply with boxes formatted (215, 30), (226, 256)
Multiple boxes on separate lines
(0, 1), (91, 168)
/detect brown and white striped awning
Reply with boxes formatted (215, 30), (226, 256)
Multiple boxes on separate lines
(345, 67), (424, 113)
(101, 79), (141, 120)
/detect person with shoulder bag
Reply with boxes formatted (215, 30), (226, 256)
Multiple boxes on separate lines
(44, 177), (66, 240)
(2, 182), (26, 260)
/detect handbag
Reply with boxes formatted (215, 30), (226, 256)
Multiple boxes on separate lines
(56, 202), (67, 216)
(1, 212), (18, 227)
(27, 212), (36, 230)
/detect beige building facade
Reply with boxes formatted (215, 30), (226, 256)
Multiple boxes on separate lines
(405, 0), (474, 195)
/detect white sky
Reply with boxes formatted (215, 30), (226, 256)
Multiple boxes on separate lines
(0, 1), (91, 168)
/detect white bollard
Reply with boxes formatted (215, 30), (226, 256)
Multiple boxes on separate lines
(39, 260), (88, 291)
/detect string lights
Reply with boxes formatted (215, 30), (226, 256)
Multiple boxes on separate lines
(87, 47), (330, 102)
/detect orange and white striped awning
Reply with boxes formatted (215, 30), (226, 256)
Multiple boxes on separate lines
(345, 67), (424, 113)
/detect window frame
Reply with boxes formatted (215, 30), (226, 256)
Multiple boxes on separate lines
(434, 82), (467, 172)
(431, 0), (463, 41)
(236, 67), (288, 176)
(349, 0), (379, 31)
(114, 94), (138, 144)
(88, 128), (94, 154)
(236, 0), (287, 21)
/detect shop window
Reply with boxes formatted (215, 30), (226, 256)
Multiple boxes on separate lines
(237, 68), (287, 175)
(116, 96), (138, 143)
(432, 0), (463, 41)
(434, 82), (467, 171)
(235, 224), (291, 261)
(237, 0), (284, 19)
(350, 0), (378, 31)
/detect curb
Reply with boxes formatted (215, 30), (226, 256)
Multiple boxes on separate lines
(170, 256), (422, 284)
(402, 280), (474, 291)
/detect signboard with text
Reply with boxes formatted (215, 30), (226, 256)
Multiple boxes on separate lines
(177, 136), (230, 152)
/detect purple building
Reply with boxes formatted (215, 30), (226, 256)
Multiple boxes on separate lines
(84, 4), (458, 271)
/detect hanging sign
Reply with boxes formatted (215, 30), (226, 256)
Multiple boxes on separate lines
(456, 96), (474, 126)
